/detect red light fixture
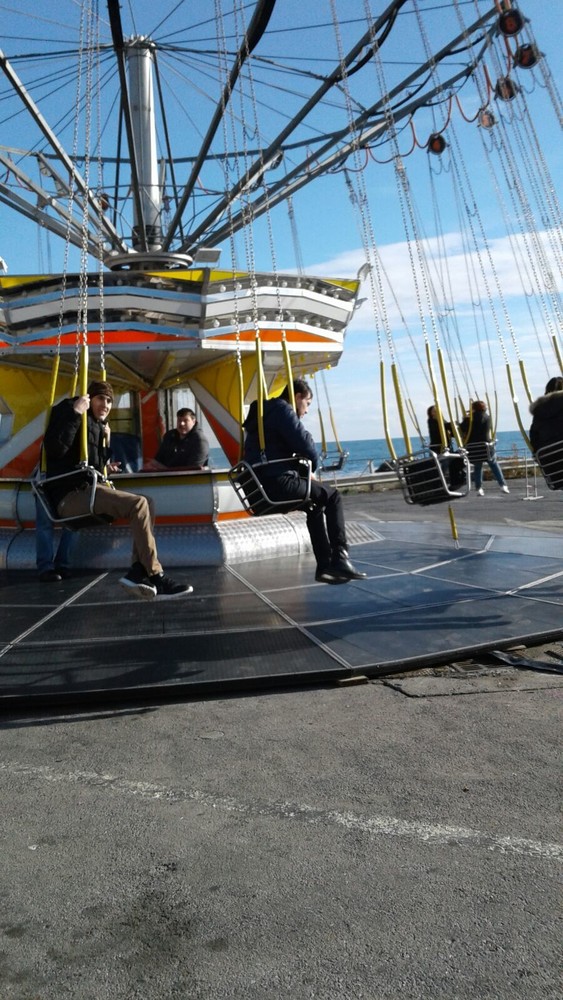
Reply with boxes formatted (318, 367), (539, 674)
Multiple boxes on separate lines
(427, 133), (447, 155)
(513, 43), (542, 69)
(498, 7), (525, 36)
(494, 76), (520, 102)
(479, 110), (496, 129)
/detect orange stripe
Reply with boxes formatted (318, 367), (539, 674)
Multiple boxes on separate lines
(23, 329), (189, 348)
(210, 329), (336, 343)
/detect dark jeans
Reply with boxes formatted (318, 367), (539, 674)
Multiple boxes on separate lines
(35, 496), (74, 574)
(259, 471), (348, 568)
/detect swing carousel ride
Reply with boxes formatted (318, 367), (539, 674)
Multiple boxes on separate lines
(0, 0), (561, 569)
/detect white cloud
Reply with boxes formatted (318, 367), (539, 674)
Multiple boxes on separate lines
(301, 228), (560, 440)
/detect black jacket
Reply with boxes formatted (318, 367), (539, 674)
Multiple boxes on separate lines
(428, 416), (454, 454)
(459, 410), (493, 445)
(529, 390), (563, 453)
(155, 426), (209, 468)
(243, 397), (318, 475)
(43, 398), (110, 504)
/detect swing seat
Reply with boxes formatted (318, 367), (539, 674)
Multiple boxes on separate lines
(319, 450), (349, 472)
(32, 466), (114, 530)
(228, 457), (312, 516)
(535, 440), (563, 491)
(395, 448), (469, 506)
(464, 441), (496, 462)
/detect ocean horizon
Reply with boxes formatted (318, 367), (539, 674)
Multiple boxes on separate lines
(208, 429), (530, 474)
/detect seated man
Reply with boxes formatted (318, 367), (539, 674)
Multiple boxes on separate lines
(143, 408), (209, 471)
(43, 380), (193, 600)
(243, 378), (367, 584)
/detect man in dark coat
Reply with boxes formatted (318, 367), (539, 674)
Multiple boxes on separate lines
(150, 408), (209, 469)
(243, 379), (366, 584)
(43, 380), (192, 600)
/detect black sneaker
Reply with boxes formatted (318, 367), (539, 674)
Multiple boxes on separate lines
(119, 562), (157, 600)
(149, 573), (193, 600)
(39, 569), (62, 583)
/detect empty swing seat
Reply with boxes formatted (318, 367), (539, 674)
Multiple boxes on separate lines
(396, 448), (469, 506)
(535, 440), (563, 491)
(32, 466), (114, 530)
(228, 457), (312, 516)
(319, 450), (349, 473)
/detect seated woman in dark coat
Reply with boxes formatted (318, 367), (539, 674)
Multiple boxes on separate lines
(427, 405), (454, 454)
(529, 376), (563, 489)
(529, 376), (563, 452)
(426, 404), (465, 489)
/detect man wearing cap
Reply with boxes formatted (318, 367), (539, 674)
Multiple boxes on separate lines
(43, 381), (193, 600)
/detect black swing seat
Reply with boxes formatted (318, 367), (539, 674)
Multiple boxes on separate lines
(32, 465), (114, 530)
(464, 440), (496, 462)
(319, 450), (349, 472)
(228, 457), (313, 516)
(395, 448), (469, 506)
(535, 439), (563, 491)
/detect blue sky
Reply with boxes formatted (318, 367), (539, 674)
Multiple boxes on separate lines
(1, 0), (561, 442)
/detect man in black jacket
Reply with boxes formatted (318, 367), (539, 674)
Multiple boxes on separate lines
(145, 408), (209, 470)
(44, 380), (193, 600)
(243, 379), (366, 584)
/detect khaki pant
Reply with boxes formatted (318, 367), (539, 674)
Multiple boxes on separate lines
(57, 482), (162, 577)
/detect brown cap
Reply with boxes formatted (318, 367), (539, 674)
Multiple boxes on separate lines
(87, 380), (114, 402)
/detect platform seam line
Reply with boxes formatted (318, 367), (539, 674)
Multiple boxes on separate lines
(507, 568), (563, 593)
(225, 564), (352, 668)
(0, 574), (108, 660)
(410, 546), (491, 573)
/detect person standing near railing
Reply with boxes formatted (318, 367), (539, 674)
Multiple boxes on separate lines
(459, 400), (509, 496)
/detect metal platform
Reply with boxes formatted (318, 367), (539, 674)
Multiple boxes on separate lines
(1, 492), (562, 707)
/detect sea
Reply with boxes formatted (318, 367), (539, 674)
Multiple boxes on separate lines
(208, 429), (528, 476)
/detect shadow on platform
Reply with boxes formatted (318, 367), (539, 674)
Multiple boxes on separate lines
(1, 519), (562, 708)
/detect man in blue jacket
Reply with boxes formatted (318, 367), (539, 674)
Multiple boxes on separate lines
(244, 378), (366, 584)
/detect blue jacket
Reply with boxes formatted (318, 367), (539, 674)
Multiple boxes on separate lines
(243, 397), (318, 475)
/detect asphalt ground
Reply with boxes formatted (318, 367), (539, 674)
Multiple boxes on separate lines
(0, 479), (561, 999)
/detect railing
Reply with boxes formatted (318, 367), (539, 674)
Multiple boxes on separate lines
(318, 447), (542, 492)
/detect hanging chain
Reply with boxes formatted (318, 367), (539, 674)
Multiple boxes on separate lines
(60, 0), (88, 380)
(93, 0), (106, 376)
(76, 0), (96, 359)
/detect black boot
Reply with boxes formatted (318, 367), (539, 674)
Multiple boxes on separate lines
(315, 565), (350, 585)
(330, 547), (367, 580)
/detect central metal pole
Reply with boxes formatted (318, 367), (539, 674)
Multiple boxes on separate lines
(126, 37), (162, 250)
